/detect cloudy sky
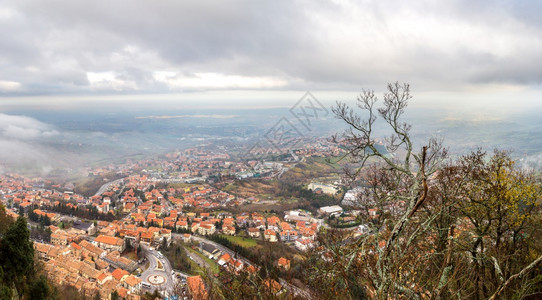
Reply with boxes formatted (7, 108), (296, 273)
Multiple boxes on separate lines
(0, 0), (541, 109)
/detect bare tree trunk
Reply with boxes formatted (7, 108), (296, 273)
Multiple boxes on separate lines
(489, 254), (542, 300)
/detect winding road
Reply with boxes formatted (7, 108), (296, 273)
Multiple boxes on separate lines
(94, 178), (124, 197)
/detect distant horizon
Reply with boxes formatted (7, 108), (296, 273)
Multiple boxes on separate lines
(2, 86), (541, 116)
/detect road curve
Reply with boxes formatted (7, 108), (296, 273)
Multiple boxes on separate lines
(139, 244), (176, 296)
(94, 178), (124, 197)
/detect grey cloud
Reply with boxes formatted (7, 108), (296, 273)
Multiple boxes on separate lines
(0, 0), (541, 95)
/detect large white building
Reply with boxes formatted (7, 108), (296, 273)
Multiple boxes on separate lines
(318, 205), (344, 216)
(308, 182), (338, 195)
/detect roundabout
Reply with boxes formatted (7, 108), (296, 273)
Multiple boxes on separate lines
(147, 274), (166, 285)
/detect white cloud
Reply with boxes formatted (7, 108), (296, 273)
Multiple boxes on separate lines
(0, 6), (19, 20)
(153, 72), (287, 90)
(86, 71), (138, 91)
(87, 71), (116, 83)
(0, 113), (63, 174)
(0, 113), (58, 140)
(0, 80), (21, 92)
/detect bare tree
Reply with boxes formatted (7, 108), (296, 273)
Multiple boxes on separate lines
(309, 82), (542, 299)
(325, 82), (447, 298)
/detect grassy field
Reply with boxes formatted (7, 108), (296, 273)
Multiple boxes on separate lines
(188, 260), (204, 275)
(310, 156), (345, 169)
(168, 182), (201, 189)
(219, 234), (259, 248)
(279, 157), (347, 185)
(224, 180), (275, 198)
(185, 247), (220, 274)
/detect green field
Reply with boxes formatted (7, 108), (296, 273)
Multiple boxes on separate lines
(168, 182), (200, 189)
(186, 246), (220, 274)
(219, 234), (259, 248)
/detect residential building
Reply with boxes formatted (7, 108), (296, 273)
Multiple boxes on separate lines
(277, 257), (291, 271)
(198, 223), (216, 236)
(247, 227), (261, 238)
(122, 275), (142, 293)
(51, 231), (69, 246)
(94, 235), (125, 252)
(222, 225), (236, 235)
(264, 229), (277, 242)
(295, 238), (315, 251)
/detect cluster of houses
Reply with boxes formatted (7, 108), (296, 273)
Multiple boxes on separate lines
(201, 210), (320, 252)
(34, 240), (139, 299)
(33, 217), (177, 298)
(0, 142), (351, 299)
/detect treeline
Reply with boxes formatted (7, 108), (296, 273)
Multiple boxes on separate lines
(205, 235), (308, 299)
(27, 209), (53, 242)
(28, 209), (52, 226)
(273, 181), (339, 212)
(0, 206), (36, 299)
(44, 203), (115, 221)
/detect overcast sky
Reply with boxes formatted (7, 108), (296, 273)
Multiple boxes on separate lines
(0, 0), (541, 109)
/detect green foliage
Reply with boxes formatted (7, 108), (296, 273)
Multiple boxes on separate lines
(0, 206), (61, 300)
(28, 209), (51, 226)
(43, 202), (115, 221)
(30, 225), (52, 243)
(329, 221), (361, 228)
(163, 242), (192, 274)
(142, 290), (161, 300)
(0, 216), (35, 294)
(218, 234), (258, 248)
(0, 283), (13, 300)
(29, 275), (49, 300)
(208, 235), (256, 262)
(0, 204), (14, 237)
(111, 290), (119, 300)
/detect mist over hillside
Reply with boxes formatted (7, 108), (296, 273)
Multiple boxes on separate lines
(1, 98), (541, 177)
